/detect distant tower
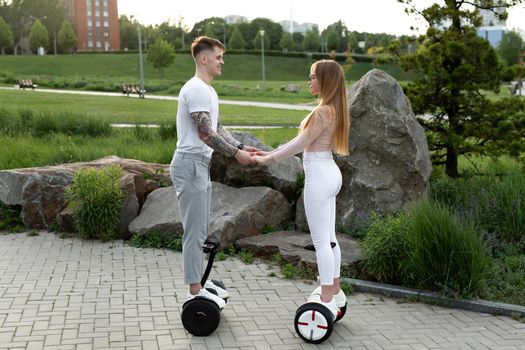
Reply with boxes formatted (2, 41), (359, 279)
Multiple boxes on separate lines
(61, 0), (121, 51)
(476, 8), (507, 48)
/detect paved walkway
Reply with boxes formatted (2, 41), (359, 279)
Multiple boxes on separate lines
(0, 231), (524, 350)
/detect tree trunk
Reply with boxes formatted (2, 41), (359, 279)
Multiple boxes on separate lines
(445, 143), (459, 178)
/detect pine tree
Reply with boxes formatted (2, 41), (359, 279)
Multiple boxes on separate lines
(393, 0), (525, 177)
(58, 20), (76, 54)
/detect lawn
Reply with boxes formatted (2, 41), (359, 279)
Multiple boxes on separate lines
(0, 52), (408, 102)
(0, 89), (307, 126)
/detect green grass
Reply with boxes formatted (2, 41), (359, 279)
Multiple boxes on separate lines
(0, 126), (297, 170)
(0, 52), (408, 85)
(0, 89), (306, 126)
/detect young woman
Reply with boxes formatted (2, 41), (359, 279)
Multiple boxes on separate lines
(253, 60), (350, 319)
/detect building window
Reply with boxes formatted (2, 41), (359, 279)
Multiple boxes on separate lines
(103, 10), (108, 17)
(88, 40), (93, 48)
(87, 19), (92, 28)
(86, 0), (92, 6)
(96, 20), (100, 27)
(104, 21), (109, 27)
(96, 41), (102, 48)
(104, 0), (108, 7)
(95, 0), (100, 6)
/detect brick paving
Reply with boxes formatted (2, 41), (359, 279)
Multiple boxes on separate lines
(0, 231), (524, 350)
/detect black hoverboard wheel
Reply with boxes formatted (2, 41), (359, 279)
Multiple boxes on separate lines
(181, 297), (221, 336)
(294, 302), (334, 344)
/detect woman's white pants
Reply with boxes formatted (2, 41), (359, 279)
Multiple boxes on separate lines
(303, 151), (343, 285)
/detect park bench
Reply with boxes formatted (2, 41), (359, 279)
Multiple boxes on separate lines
(282, 84), (301, 93)
(121, 84), (146, 98)
(19, 79), (38, 90)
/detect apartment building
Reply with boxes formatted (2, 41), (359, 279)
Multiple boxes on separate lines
(61, 0), (120, 51)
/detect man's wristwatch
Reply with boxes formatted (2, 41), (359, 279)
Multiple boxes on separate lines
(237, 143), (244, 150)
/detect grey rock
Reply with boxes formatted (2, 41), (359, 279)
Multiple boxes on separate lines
(211, 131), (303, 200)
(129, 182), (293, 248)
(0, 156), (169, 233)
(235, 230), (361, 276)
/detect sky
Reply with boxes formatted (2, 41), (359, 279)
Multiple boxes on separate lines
(118, 0), (525, 36)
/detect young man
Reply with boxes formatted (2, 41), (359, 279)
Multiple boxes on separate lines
(170, 36), (258, 308)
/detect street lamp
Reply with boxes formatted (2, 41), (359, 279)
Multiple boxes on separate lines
(131, 15), (145, 98)
(137, 23), (145, 98)
(260, 29), (266, 85)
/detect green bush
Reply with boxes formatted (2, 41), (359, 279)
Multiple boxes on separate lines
(479, 244), (525, 306)
(66, 165), (123, 241)
(405, 199), (489, 295)
(361, 213), (410, 283)
(474, 167), (525, 245)
(431, 165), (525, 250)
(0, 203), (24, 232)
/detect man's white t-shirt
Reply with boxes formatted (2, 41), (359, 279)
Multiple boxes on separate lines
(176, 76), (219, 157)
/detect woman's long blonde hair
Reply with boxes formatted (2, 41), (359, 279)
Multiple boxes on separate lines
(300, 60), (350, 155)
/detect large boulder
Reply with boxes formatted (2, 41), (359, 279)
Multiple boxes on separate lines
(128, 182), (293, 248)
(211, 131), (303, 200)
(296, 69), (432, 230)
(0, 156), (169, 234)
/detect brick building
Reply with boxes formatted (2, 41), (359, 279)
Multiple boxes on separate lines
(61, 0), (120, 51)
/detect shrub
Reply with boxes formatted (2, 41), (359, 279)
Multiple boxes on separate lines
(0, 203), (24, 232)
(361, 213), (410, 283)
(431, 164), (525, 250)
(405, 199), (489, 295)
(66, 165), (123, 241)
(474, 166), (525, 245)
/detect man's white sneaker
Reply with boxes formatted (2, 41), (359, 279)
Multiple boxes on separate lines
(204, 280), (229, 299)
(186, 288), (226, 309)
(311, 286), (347, 308)
(307, 293), (339, 321)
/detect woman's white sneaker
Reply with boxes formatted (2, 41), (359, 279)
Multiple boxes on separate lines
(311, 286), (347, 308)
(186, 288), (226, 309)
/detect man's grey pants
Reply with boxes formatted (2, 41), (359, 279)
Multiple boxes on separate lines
(170, 151), (212, 285)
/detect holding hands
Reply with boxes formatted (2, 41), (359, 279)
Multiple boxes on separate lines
(251, 150), (273, 165)
(234, 146), (274, 166)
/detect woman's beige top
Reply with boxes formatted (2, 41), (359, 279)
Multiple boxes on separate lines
(270, 105), (336, 161)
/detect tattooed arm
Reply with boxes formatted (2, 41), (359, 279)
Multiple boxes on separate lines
(191, 111), (239, 157)
(217, 120), (242, 149)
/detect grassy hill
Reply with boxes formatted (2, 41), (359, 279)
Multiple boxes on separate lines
(0, 52), (407, 99)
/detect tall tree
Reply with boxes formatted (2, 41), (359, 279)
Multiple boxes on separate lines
(280, 32), (293, 52)
(303, 27), (321, 52)
(0, 16), (13, 54)
(147, 38), (175, 79)
(119, 15), (138, 50)
(498, 30), (524, 66)
(250, 18), (282, 50)
(28, 18), (48, 53)
(228, 26), (245, 50)
(57, 19), (76, 54)
(393, 0), (525, 177)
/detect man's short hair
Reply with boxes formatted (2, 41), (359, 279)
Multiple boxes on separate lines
(191, 36), (225, 58)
